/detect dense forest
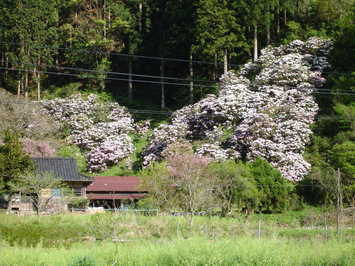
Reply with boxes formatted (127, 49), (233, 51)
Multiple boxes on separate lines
(0, 0), (353, 107)
(0, 0), (354, 212)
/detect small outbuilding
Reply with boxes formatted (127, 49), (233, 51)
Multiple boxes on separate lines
(86, 176), (147, 209)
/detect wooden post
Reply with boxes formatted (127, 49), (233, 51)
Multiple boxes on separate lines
(324, 209), (328, 244)
(258, 218), (261, 239)
(336, 168), (343, 240)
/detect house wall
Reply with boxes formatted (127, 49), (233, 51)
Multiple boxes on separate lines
(65, 181), (88, 197)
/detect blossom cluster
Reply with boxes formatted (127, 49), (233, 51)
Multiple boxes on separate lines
(143, 37), (333, 181)
(87, 134), (135, 173)
(41, 94), (136, 173)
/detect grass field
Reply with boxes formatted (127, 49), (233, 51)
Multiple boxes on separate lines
(0, 208), (354, 265)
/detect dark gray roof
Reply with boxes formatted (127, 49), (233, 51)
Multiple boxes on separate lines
(32, 157), (93, 182)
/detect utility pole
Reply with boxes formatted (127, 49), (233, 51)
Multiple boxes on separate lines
(160, 59), (165, 110)
(189, 52), (194, 104)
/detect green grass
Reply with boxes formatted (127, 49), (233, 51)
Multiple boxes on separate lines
(0, 237), (354, 265)
(0, 209), (353, 265)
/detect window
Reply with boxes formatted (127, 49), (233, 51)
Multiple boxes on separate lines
(52, 188), (61, 198)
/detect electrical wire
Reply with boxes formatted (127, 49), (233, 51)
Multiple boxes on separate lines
(1, 66), (354, 95)
(2, 60), (220, 84)
(0, 41), (243, 67)
(0, 99), (354, 120)
(0, 66), (219, 88)
(3, 60), (354, 93)
(2, 41), (354, 76)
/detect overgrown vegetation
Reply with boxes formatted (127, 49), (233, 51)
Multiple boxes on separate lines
(0, 211), (354, 265)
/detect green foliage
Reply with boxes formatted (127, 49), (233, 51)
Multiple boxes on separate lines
(207, 160), (260, 215)
(57, 145), (88, 173)
(45, 83), (82, 99)
(68, 197), (89, 210)
(248, 158), (295, 213)
(0, 129), (34, 193)
(301, 136), (337, 206)
(209, 159), (295, 214)
(331, 140), (355, 204)
(139, 161), (174, 210)
(69, 255), (96, 266)
(333, 103), (355, 132)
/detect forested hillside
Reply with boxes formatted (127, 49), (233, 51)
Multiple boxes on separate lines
(0, 0), (353, 108)
(0, 1), (354, 210)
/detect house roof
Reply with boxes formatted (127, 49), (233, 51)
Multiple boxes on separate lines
(86, 176), (145, 193)
(86, 193), (146, 200)
(32, 157), (93, 182)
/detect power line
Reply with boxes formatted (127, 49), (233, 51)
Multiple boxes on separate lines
(0, 41), (243, 67)
(0, 66), (219, 88)
(2, 60), (220, 84)
(2, 41), (354, 77)
(4, 60), (354, 93)
(2, 66), (354, 95)
(0, 99), (354, 121)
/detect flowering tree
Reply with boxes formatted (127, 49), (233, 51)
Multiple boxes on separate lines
(41, 94), (136, 173)
(141, 146), (217, 226)
(143, 37), (333, 181)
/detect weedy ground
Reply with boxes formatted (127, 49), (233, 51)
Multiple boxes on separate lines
(0, 207), (354, 265)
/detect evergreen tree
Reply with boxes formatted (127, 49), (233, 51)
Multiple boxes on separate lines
(0, 129), (34, 194)
(249, 158), (295, 213)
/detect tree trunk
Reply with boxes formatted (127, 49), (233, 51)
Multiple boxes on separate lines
(17, 78), (21, 97)
(103, 0), (106, 38)
(213, 54), (218, 80)
(189, 52), (194, 104)
(138, 2), (143, 33)
(224, 49), (228, 74)
(37, 69), (41, 100)
(266, 27), (270, 46)
(277, 6), (280, 35)
(253, 25), (258, 62)
(160, 59), (165, 110)
(128, 58), (133, 101)
(24, 72), (29, 98)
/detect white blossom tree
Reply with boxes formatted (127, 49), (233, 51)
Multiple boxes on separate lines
(41, 94), (137, 173)
(143, 37), (333, 181)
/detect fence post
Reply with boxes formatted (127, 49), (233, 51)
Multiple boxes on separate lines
(258, 219), (261, 239)
(324, 210), (327, 244)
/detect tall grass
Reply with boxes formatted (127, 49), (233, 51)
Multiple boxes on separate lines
(0, 237), (354, 265)
(0, 210), (354, 247)
(0, 209), (354, 265)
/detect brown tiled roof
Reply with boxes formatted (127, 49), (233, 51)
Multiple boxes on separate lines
(86, 193), (146, 200)
(87, 176), (145, 192)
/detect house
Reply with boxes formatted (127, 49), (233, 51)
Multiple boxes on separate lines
(32, 157), (93, 197)
(86, 176), (147, 209)
(6, 157), (93, 213)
